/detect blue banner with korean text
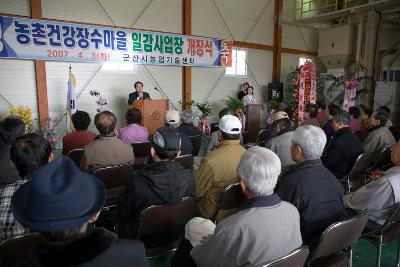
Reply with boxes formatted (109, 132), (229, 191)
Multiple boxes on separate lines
(0, 15), (233, 67)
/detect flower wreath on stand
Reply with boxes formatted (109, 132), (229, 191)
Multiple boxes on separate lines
(293, 61), (317, 124)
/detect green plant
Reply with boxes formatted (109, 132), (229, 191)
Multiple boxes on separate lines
(179, 100), (213, 122)
(265, 100), (279, 112)
(222, 96), (244, 112)
(284, 66), (301, 109)
(194, 101), (213, 121)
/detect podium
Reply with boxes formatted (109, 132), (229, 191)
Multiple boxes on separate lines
(246, 104), (261, 143)
(134, 100), (169, 134)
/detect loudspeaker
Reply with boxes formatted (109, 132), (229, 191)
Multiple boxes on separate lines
(268, 83), (283, 101)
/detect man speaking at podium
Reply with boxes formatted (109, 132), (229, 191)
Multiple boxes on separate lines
(128, 81), (151, 105)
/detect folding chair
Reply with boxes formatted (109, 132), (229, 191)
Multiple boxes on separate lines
(131, 141), (152, 166)
(369, 147), (394, 172)
(0, 233), (44, 267)
(212, 183), (246, 222)
(255, 129), (273, 147)
(67, 149), (84, 167)
(190, 135), (202, 156)
(363, 204), (400, 267)
(306, 214), (368, 267)
(174, 154), (194, 170)
(92, 164), (134, 206)
(340, 153), (371, 192)
(136, 197), (195, 257)
(257, 246), (309, 267)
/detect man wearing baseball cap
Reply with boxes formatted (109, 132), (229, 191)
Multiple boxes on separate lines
(165, 110), (193, 155)
(11, 156), (148, 267)
(195, 115), (246, 222)
(118, 126), (194, 245)
(266, 111), (296, 172)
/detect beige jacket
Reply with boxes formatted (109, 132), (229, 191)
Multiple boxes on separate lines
(195, 140), (246, 221)
(81, 136), (135, 172)
(363, 127), (396, 156)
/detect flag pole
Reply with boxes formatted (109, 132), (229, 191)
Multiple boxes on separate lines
(67, 65), (72, 133)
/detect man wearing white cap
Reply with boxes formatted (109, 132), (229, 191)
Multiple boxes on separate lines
(195, 115), (246, 222)
(165, 110), (193, 155)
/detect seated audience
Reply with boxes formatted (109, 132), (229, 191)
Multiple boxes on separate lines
(243, 86), (256, 106)
(266, 111), (295, 172)
(81, 111), (134, 172)
(276, 125), (344, 243)
(349, 106), (361, 132)
(62, 111), (97, 155)
(207, 108), (233, 152)
(378, 106), (393, 127)
(363, 110), (396, 156)
(321, 109), (364, 179)
(117, 127), (194, 243)
(356, 104), (373, 142)
(321, 103), (340, 142)
(0, 117), (25, 186)
(344, 142), (400, 231)
(165, 110), (193, 155)
(302, 103), (320, 127)
(118, 108), (148, 143)
(196, 115), (246, 221)
(11, 156), (148, 267)
(317, 100), (329, 126)
(189, 147), (302, 267)
(0, 134), (53, 241)
(178, 109), (202, 137)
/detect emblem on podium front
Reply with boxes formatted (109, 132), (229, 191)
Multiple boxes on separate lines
(150, 110), (161, 121)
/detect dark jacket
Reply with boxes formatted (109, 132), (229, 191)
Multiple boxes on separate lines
(0, 146), (20, 186)
(322, 119), (334, 142)
(177, 129), (193, 155)
(276, 160), (344, 240)
(16, 228), (148, 267)
(128, 92), (151, 105)
(238, 91), (246, 99)
(179, 123), (202, 137)
(321, 127), (364, 179)
(117, 161), (195, 242)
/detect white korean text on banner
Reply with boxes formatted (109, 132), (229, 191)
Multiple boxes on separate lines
(0, 15), (233, 67)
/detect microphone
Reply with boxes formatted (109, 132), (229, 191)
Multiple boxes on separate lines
(154, 87), (164, 99)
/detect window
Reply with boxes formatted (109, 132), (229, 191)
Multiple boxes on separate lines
(225, 49), (247, 76)
(299, 57), (312, 67)
(101, 62), (138, 74)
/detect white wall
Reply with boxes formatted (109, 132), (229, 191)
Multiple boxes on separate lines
(0, 0), (319, 145)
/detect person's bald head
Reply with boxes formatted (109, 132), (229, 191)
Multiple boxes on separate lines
(94, 111), (117, 136)
(391, 142), (400, 166)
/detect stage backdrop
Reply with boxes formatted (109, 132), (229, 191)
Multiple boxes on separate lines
(0, 15), (232, 68)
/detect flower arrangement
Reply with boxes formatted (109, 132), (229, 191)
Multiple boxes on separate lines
(4, 106), (34, 133)
(90, 90), (111, 113)
(41, 117), (60, 149)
